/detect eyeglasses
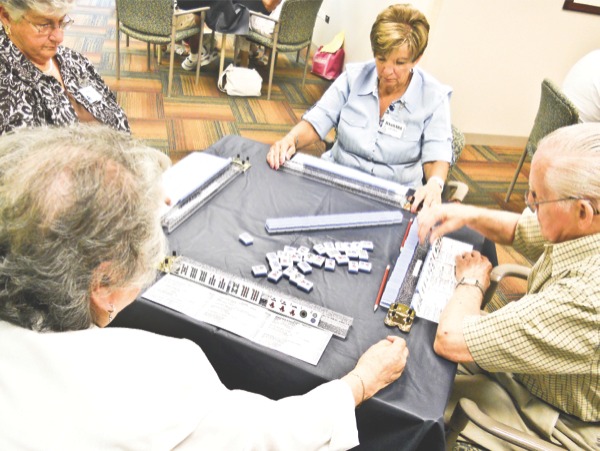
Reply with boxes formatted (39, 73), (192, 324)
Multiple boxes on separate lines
(21, 15), (74, 36)
(524, 189), (599, 215)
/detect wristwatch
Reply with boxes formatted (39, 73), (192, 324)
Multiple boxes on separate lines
(456, 277), (485, 296)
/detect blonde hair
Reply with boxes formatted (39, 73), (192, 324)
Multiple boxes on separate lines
(370, 3), (429, 61)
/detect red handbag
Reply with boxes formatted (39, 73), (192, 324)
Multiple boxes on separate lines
(311, 46), (345, 81)
(311, 32), (345, 81)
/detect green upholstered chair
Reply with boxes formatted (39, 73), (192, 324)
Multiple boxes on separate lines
(244, 0), (323, 100)
(505, 79), (579, 203)
(444, 124), (469, 203)
(115, 0), (209, 97)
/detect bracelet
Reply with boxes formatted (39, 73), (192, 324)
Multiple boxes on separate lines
(428, 175), (445, 191)
(349, 373), (365, 405)
(456, 277), (485, 296)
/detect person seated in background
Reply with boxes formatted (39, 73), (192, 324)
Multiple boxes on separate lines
(417, 123), (600, 450)
(0, 124), (409, 450)
(234, 0), (283, 68)
(178, 0), (281, 71)
(563, 49), (600, 123)
(0, 0), (129, 135)
(268, 3), (453, 213)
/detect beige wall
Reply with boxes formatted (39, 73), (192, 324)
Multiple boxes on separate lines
(311, 0), (600, 144)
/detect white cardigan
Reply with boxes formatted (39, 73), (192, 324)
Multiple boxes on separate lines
(0, 320), (358, 450)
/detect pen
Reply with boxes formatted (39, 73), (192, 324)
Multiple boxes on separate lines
(400, 217), (414, 253)
(373, 264), (390, 313)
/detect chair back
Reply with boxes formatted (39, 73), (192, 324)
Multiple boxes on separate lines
(451, 124), (465, 167)
(116, 0), (175, 37)
(277, 0), (323, 46)
(526, 78), (579, 157)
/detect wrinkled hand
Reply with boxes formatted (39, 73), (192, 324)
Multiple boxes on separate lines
(349, 336), (408, 401)
(410, 179), (443, 213)
(455, 251), (492, 291)
(267, 135), (297, 170)
(417, 203), (475, 244)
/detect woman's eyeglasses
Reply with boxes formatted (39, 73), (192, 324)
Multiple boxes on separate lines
(21, 15), (74, 36)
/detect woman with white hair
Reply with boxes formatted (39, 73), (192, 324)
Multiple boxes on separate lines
(0, 124), (409, 450)
(0, 0), (129, 134)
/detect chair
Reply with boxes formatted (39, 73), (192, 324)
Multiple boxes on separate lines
(447, 263), (564, 451)
(447, 398), (564, 451)
(444, 124), (469, 203)
(115, 0), (209, 97)
(504, 79), (579, 203)
(243, 0), (323, 100)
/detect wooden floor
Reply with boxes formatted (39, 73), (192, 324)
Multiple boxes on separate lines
(69, 0), (532, 298)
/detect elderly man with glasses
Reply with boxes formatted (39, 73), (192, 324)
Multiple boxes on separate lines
(417, 123), (600, 450)
(0, 0), (129, 135)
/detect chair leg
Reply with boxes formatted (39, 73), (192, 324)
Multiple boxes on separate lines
(146, 42), (151, 71)
(126, 34), (129, 47)
(167, 33), (177, 97)
(218, 33), (227, 82)
(195, 12), (205, 85)
(301, 43), (310, 90)
(267, 48), (276, 100)
(156, 44), (162, 66)
(296, 50), (300, 63)
(505, 147), (528, 203)
(115, 24), (121, 80)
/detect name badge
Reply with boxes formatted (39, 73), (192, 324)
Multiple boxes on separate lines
(79, 86), (102, 104)
(380, 115), (406, 138)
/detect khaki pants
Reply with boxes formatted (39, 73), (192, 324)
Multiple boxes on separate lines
(445, 363), (600, 450)
(174, 11), (197, 30)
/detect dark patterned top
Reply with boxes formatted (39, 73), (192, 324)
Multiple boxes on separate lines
(0, 28), (129, 135)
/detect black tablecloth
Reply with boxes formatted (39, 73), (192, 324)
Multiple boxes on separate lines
(113, 135), (487, 450)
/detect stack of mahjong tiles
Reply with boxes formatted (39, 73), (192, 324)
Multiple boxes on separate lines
(161, 152), (250, 233)
(251, 241), (374, 293)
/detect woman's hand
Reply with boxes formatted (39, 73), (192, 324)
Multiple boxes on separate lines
(267, 134), (297, 170)
(410, 178), (443, 213)
(342, 336), (409, 406)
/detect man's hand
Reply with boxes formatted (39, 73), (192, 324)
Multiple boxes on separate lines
(455, 251), (492, 291)
(417, 203), (477, 244)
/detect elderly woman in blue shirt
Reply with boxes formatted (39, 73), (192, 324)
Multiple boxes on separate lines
(267, 4), (452, 212)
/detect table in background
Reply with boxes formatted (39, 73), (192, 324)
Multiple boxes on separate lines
(112, 135), (486, 450)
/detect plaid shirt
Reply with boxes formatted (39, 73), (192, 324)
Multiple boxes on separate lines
(463, 209), (600, 421)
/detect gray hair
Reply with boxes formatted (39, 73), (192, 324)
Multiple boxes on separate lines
(1, 0), (75, 19)
(535, 123), (600, 212)
(0, 124), (170, 331)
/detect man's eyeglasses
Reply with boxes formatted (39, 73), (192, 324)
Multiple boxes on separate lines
(524, 189), (599, 215)
(21, 15), (74, 36)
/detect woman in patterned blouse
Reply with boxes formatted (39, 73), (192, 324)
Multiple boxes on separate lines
(0, 0), (129, 135)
